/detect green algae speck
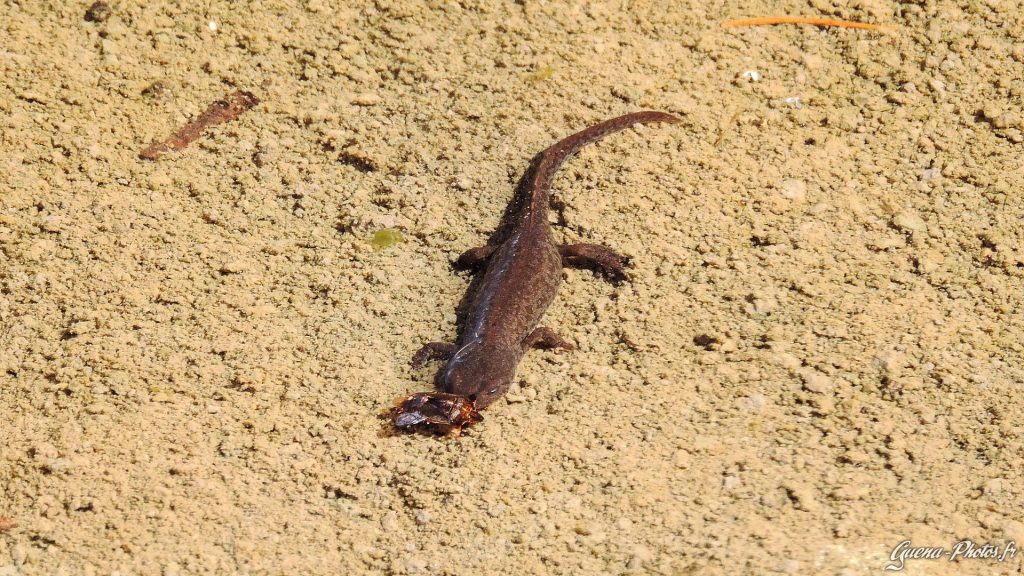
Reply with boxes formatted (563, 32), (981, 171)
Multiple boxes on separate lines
(525, 67), (556, 82)
(370, 228), (404, 250)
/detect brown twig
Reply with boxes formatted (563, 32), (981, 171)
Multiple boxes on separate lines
(140, 90), (260, 160)
(722, 16), (892, 32)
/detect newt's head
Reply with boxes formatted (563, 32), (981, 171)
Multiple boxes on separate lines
(441, 343), (520, 410)
(392, 392), (483, 435)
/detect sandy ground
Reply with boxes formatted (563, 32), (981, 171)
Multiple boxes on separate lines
(2, 1), (1023, 574)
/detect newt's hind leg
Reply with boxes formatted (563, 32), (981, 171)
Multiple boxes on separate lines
(411, 342), (456, 369)
(558, 243), (629, 283)
(454, 245), (497, 271)
(522, 327), (575, 352)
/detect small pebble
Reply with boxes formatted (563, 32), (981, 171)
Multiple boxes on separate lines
(380, 512), (400, 532)
(983, 478), (1003, 496)
(414, 510), (431, 525)
(892, 210), (927, 233)
(84, 1), (111, 22)
(780, 179), (807, 201)
(778, 559), (800, 573)
(627, 545), (652, 569)
(404, 556), (427, 574)
(352, 93), (383, 106)
(611, 84), (640, 103)
(799, 368), (833, 394)
(738, 394), (766, 412)
(142, 81), (170, 99)
(219, 260), (248, 274)
(673, 450), (688, 469)
(874, 350), (905, 376)
(1002, 520), (1024, 542)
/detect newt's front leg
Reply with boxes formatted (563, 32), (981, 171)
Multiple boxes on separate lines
(411, 342), (456, 369)
(558, 243), (629, 283)
(454, 245), (497, 270)
(522, 327), (574, 352)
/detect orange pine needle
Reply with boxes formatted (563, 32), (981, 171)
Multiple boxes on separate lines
(722, 16), (892, 32)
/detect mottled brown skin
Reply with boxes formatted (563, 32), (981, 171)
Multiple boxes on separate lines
(394, 111), (679, 433)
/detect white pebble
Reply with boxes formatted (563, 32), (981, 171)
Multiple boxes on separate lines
(780, 179), (807, 201)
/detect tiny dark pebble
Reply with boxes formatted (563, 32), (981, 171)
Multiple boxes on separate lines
(142, 80), (170, 99)
(84, 1), (112, 23)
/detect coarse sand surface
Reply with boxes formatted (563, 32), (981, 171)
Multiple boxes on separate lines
(2, 1), (1023, 574)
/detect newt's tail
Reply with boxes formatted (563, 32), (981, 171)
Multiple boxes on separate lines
(524, 111), (680, 220)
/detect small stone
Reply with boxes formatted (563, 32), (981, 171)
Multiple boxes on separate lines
(163, 562), (181, 576)
(44, 458), (73, 474)
(352, 93), (383, 106)
(404, 556), (427, 573)
(778, 559), (800, 573)
(1001, 520), (1024, 542)
(39, 215), (63, 232)
(573, 523), (593, 536)
(84, 1), (111, 22)
(738, 394), (766, 412)
(100, 39), (118, 55)
(874, 350), (905, 376)
(892, 210), (927, 233)
(723, 475), (742, 491)
(783, 482), (820, 513)
(983, 478), (1003, 496)
(380, 512), (400, 532)
(673, 450), (688, 469)
(780, 179), (807, 201)
(773, 352), (801, 372)
(916, 250), (943, 273)
(611, 84), (640, 102)
(219, 260), (248, 274)
(11, 545), (27, 566)
(627, 544), (653, 569)
(799, 368), (833, 394)
(414, 510), (431, 525)
(747, 290), (777, 314)
(830, 484), (869, 501)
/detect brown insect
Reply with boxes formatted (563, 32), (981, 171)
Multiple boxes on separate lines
(140, 90), (259, 160)
(392, 392), (482, 435)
